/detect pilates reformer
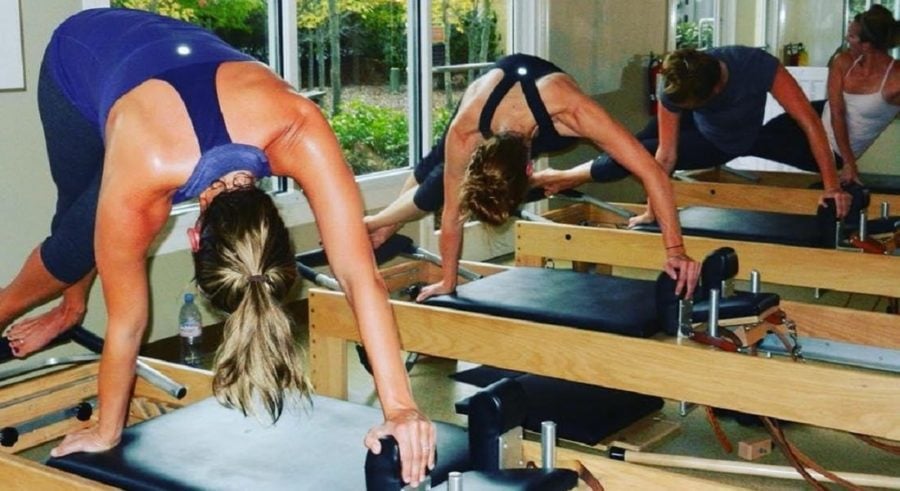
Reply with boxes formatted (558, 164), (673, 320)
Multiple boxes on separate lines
(0, 326), (188, 453)
(540, 185), (900, 256)
(527, 184), (900, 371)
(47, 376), (581, 490)
(296, 235), (485, 374)
(307, 228), (900, 489)
(0, 328), (581, 490)
(0, 351), (209, 488)
(669, 176), (900, 217)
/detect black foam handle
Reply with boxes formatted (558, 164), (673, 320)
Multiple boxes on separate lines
(468, 377), (528, 472)
(0, 427), (18, 447)
(365, 436), (403, 490)
(655, 272), (684, 336)
(816, 197), (839, 248)
(700, 247), (738, 295)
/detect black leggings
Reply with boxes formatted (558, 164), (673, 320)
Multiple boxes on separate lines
(37, 55), (105, 284)
(589, 101), (837, 182)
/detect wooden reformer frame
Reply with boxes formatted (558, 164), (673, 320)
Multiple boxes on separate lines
(308, 222), (900, 489)
(671, 179), (900, 216)
(0, 358), (212, 489)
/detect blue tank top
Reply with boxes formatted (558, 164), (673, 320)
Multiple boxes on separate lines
(45, 8), (271, 203)
(479, 54), (581, 156)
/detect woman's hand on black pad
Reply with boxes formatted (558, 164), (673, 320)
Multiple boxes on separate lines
(364, 407), (436, 487)
(664, 254), (700, 299)
(50, 423), (118, 458)
(415, 281), (455, 302)
(820, 188), (852, 219)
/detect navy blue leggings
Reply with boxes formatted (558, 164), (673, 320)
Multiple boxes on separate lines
(589, 101), (836, 182)
(37, 56), (104, 284)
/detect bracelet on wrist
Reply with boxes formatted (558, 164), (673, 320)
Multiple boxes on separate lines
(665, 243), (684, 250)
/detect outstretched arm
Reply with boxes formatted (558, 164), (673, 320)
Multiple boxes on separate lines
(771, 65), (850, 216)
(413, 123), (475, 302)
(825, 53), (861, 184)
(550, 78), (699, 297)
(637, 104), (681, 225)
(271, 101), (434, 487)
(51, 143), (173, 458)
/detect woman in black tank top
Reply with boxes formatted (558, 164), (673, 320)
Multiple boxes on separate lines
(365, 53), (701, 304)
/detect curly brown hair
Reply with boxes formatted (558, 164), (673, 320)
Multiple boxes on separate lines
(459, 132), (530, 226)
(193, 187), (309, 423)
(661, 48), (722, 108)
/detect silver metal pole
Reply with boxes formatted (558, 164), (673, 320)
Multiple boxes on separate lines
(750, 270), (760, 294)
(541, 421), (557, 469)
(708, 289), (720, 339)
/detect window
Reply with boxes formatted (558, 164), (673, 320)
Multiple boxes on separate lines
(674, 0), (718, 49)
(101, 0), (537, 258)
(295, 1), (507, 179)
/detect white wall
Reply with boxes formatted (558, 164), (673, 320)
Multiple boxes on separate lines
(547, 0), (669, 203)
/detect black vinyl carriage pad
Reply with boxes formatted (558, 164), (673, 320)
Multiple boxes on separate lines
(424, 267), (661, 338)
(47, 396), (470, 490)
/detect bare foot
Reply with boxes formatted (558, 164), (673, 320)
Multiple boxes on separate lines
(5, 303), (85, 357)
(530, 168), (581, 196)
(368, 223), (401, 250)
(627, 211), (656, 228)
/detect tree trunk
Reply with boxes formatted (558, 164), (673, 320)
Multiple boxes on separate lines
(443, 0), (453, 109)
(478, 0), (491, 63)
(466, 2), (478, 83)
(328, 0), (341, 115)
(317, 26), (326, 91)
(307, 35), (315, 90)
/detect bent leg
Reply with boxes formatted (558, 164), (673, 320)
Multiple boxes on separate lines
(365, 174), (426, 249)
(0, 248), (70, 329)
(1, 50), (105, 354)
(589, 117), (660, 183)
(670, 128), (736, 172)
(2, 259), (95, 357)
(746, 102), (829, 173)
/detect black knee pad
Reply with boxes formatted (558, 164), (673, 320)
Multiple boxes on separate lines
(700, 247), (738, 296)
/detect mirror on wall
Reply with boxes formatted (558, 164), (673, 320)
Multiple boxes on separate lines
(670, 0), (898, 66)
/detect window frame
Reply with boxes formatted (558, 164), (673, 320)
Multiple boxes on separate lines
(88, 0), (543, 256)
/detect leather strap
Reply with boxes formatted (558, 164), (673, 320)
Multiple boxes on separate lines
(689, 331), (740, 352)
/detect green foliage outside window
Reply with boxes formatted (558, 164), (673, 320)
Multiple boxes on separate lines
(675, 21), (713, 50)
(330, 102), (452, 174)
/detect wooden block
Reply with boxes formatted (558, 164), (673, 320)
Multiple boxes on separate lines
(738, 437), (772, 461)
(604, 416), (682, 452)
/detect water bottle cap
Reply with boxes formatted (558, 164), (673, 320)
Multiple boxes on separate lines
(184, 293), (194, 303)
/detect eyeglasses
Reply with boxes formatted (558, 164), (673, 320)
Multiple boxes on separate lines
(209, 171), (256, 193)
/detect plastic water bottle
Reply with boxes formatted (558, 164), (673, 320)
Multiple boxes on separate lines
(178, 293), (203, 367)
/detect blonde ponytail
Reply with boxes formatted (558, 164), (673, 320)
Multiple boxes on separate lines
(193, 187), (309, 423)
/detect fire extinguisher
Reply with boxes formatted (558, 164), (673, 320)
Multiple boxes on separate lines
(647, 52), (663, 116)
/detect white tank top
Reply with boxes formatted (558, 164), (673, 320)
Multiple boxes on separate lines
(823, 57), (899, 158)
